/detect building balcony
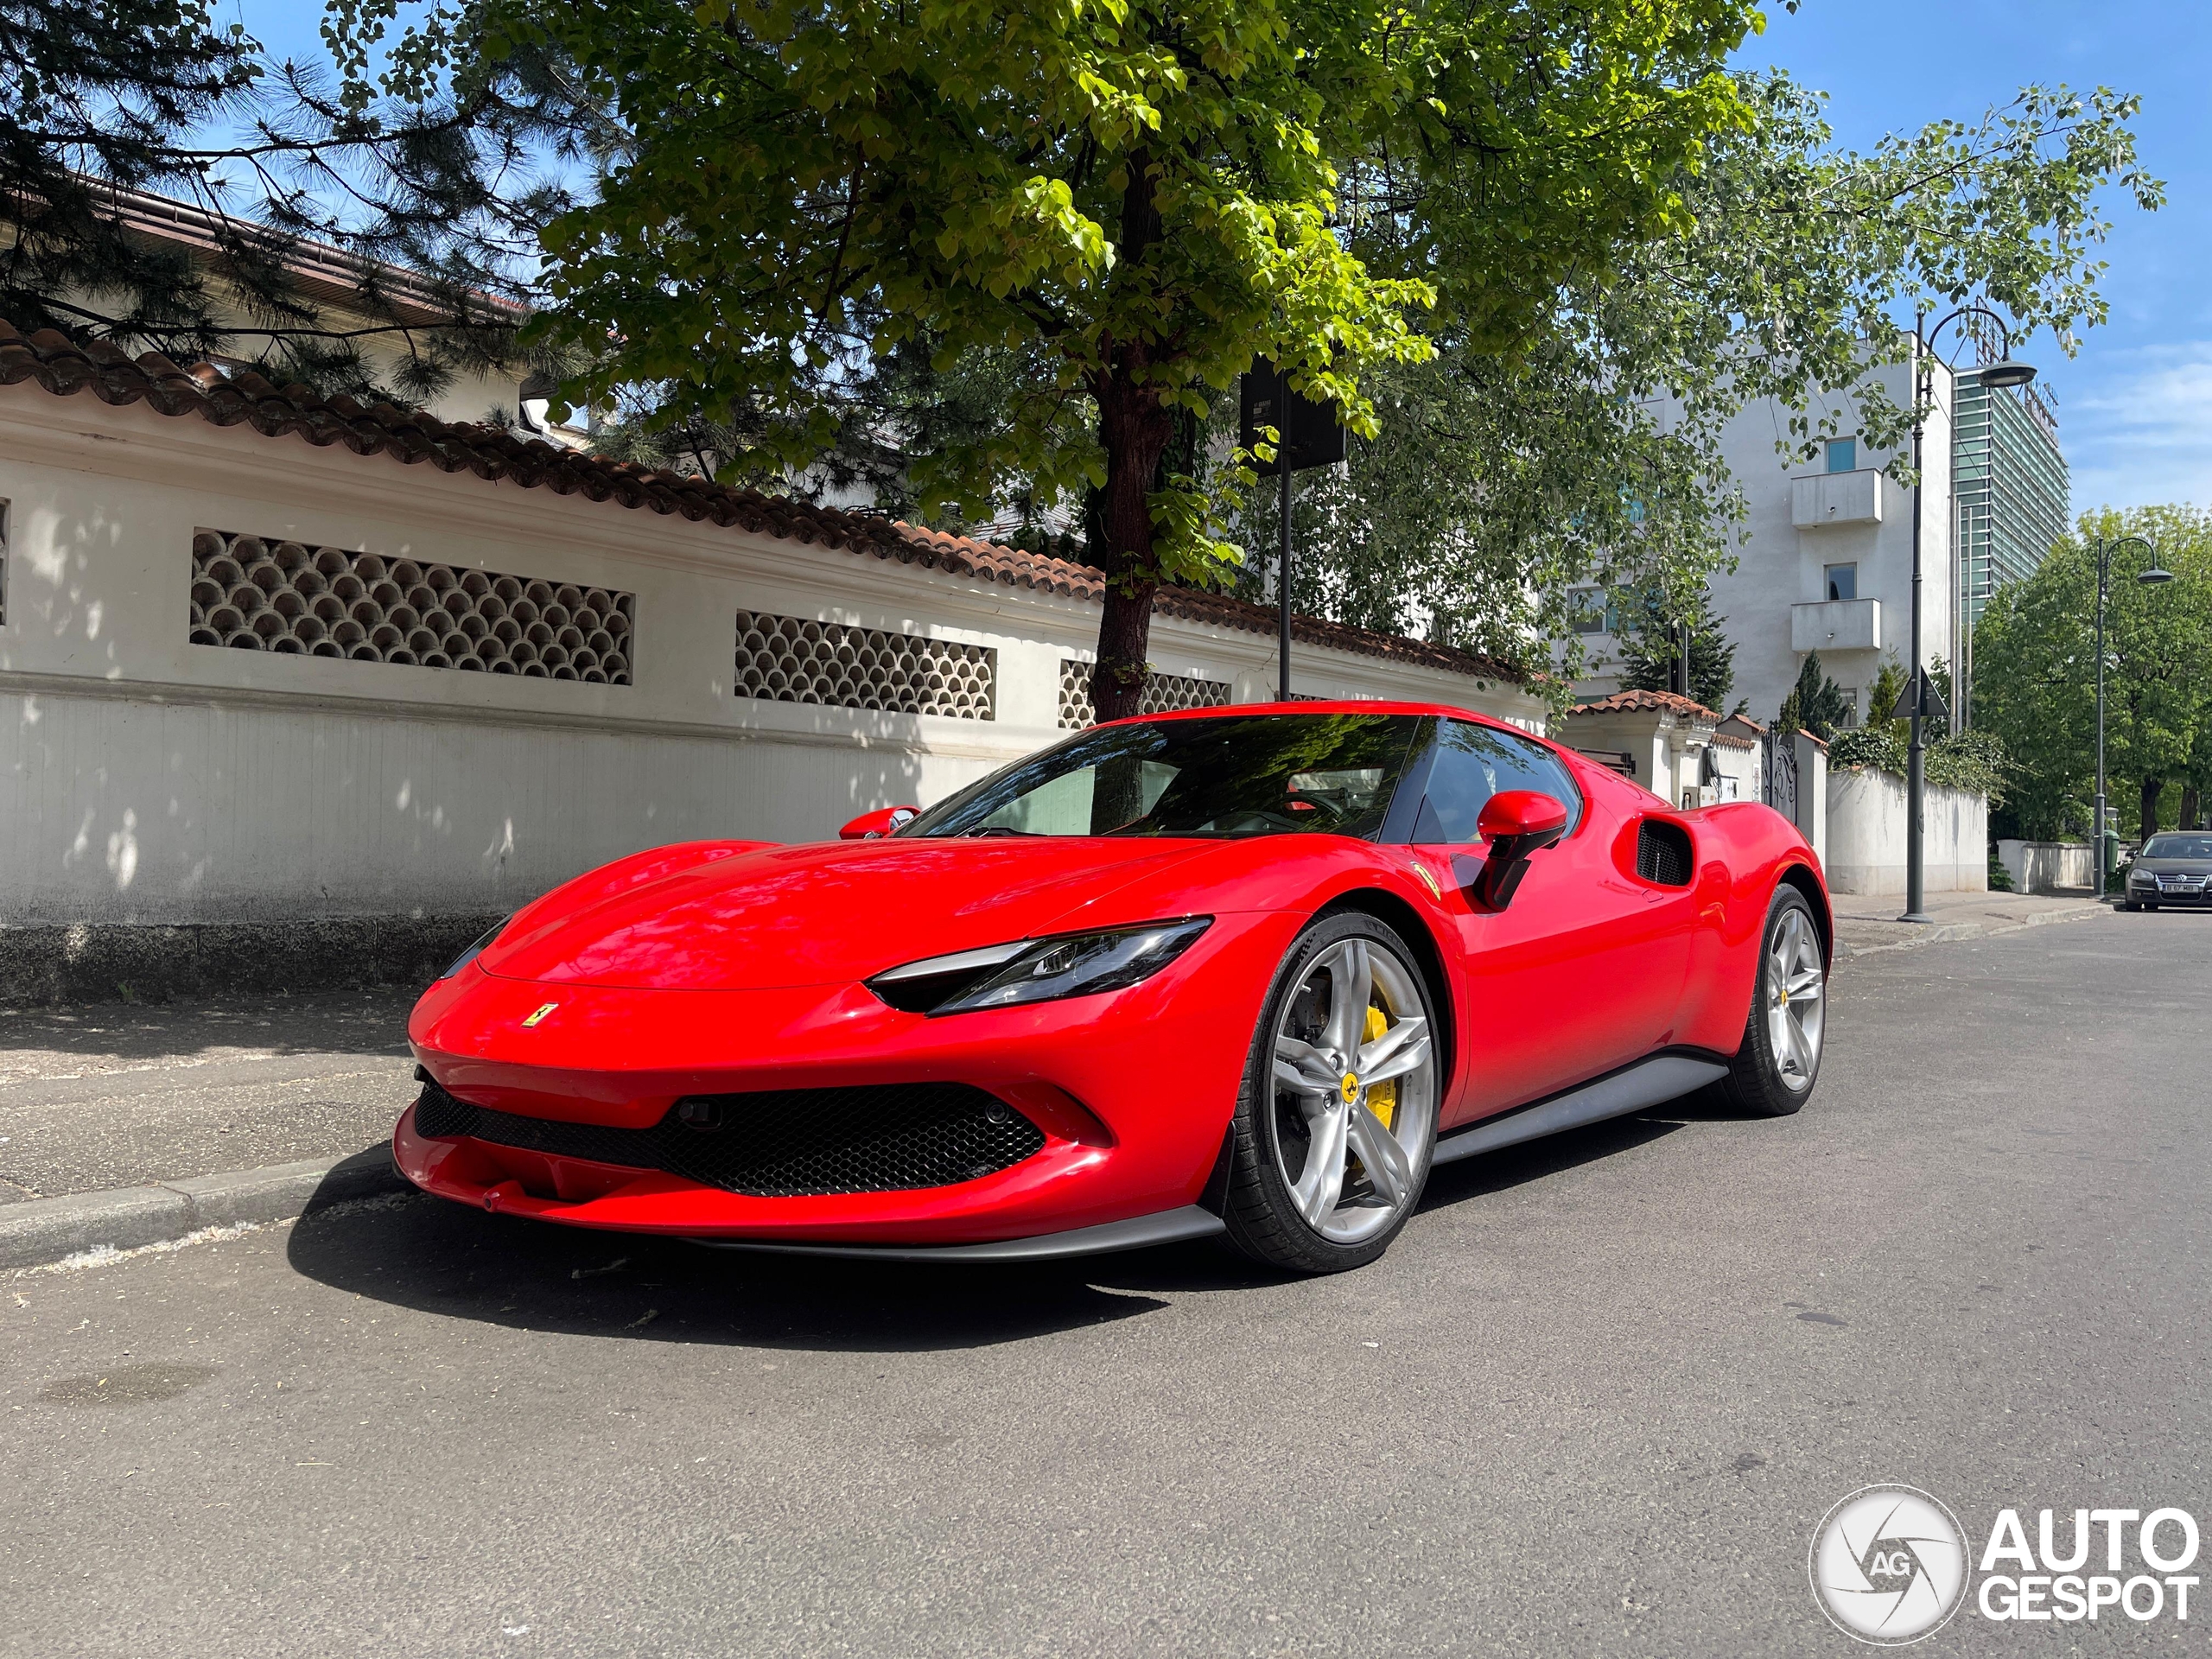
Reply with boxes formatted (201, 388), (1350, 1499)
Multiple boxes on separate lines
(1791, 468), (1884, 529)
(1792, 598), (1882, 653)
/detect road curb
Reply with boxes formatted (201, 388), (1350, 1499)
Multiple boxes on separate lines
(0, 1145), (409, 1271)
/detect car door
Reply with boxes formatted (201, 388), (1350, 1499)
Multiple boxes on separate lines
(1407, 721), (1694, 1123)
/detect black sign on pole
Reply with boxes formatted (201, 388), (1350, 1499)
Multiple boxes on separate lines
(1239, 362), (1345, 700)
(1239, 363), (1347, 476)
(1891, 669), (1950, 724)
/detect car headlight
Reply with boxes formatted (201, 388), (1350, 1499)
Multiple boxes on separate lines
(439, 917), (511, 980)
(2130, 869), (2154, 885)
(867, 918), (1212, 1015)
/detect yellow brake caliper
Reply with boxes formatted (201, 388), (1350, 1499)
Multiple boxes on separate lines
(1362, 1005), (1395, 1130)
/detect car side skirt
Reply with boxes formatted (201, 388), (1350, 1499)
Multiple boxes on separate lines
(691, 1204), (1227, 1263)
(1433, 1052), (1730, 1166)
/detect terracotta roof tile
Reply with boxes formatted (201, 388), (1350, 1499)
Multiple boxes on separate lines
(0, 321), (1522, 685)
(1563, 688), (1721, 721)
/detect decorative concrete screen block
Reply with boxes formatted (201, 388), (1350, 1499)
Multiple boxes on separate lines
(734, 611), (995, 719)
(1058, 658), (1232, 728)
(188, 531), (634, 683)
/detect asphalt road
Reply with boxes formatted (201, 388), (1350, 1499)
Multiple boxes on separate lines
(4, 909), (2209, 1657)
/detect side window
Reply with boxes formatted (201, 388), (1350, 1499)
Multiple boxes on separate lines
(1414, 721), (1583, 843)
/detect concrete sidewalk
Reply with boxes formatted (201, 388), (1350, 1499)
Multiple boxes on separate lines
(0, 885), (2113, 1269)
(0, 888), (2104, 1206)
(0, 986), (416, 1205)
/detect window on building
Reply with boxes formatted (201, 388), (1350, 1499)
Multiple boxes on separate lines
(1825, 438), (1857, 474)
(1825, 563), (1858, 603)
(1568, 589), (1616, 634)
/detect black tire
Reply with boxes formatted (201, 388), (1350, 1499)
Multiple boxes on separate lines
(2121, 900), (2141, 912)
(2145, 902), (2161, 912)
(1222, 912), (1440, 1274)
(1717, 885), (1827, 1118)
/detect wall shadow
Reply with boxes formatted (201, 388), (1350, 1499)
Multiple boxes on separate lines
(0, 983), (419, 1064)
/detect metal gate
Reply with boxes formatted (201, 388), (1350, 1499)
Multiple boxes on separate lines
(1763, 729), (1798, 822)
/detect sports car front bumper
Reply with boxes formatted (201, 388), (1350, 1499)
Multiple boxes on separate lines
(395, 908), (1294, 1249)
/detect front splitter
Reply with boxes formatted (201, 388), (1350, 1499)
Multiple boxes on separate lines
(690, 1205), (1225, 1263)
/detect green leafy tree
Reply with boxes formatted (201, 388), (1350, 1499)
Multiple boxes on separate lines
(486, 0), (1764, 719)
(1973, 505), (2212, 841)
(1281, 71), (2157, 673)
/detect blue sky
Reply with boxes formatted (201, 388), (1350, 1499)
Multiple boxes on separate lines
(227, 2), (2196, 511)
(1744, 2), (2209, 513)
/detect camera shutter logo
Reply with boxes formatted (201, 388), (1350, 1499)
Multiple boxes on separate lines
(1809, 1485), (1970, 1644)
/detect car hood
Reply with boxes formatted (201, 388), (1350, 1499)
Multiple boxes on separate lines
(2133, 857), (2212, 874)
(480, 837), (1222, 990)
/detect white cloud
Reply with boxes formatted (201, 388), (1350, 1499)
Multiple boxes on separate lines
(2061, 340), (2212, 512)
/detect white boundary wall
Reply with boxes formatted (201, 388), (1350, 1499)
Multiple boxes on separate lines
(1997, 839), (2094, 894)
(0, 387), (1543, 925)
(1827, 767), (1987, 895)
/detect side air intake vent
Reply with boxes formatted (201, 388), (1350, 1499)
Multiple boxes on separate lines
(1637, 819), (1694, 887)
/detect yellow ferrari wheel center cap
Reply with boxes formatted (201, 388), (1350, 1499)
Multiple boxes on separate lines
(1340, 1072), (1361, 1105)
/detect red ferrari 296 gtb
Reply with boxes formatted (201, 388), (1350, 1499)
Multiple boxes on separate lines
(396, 703), (1831, 1274)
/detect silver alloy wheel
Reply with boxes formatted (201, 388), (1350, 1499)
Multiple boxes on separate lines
(1268, 938), (1437, 1244)
(1766, 906), (1826, 1091)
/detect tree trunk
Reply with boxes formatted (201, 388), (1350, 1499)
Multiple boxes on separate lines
(1084, 150), (1173, 728)
(2140, 774), (2164, 842)
(2180, 784), (2202, 832)
(1088, 370), (1172, 723)
(1088, 369), (1169, 725)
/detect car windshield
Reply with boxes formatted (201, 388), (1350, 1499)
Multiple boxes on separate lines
(2142, 835), (2212, 860)
(902, 713), (1426, 839)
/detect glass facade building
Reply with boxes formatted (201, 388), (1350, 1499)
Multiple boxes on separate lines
(1953, 371), (2069, 626)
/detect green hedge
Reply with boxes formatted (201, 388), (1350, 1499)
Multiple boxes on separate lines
(1824, 727), (2008, 804)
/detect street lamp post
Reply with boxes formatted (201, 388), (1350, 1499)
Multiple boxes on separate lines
(1901, 308), (2037, 923)
(2091, 533), (2175, 887)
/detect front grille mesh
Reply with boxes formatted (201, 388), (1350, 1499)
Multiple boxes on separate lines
(412, 1078), (1045, 1197)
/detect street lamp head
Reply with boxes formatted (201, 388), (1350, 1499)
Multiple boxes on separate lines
(1979, 358), (2037, 389)
(2139, 563), (2177, 586)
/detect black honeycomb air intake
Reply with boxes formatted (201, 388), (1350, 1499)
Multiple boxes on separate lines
(412, 1078), (1044, 1197)
(1637, 819), (1694, 887)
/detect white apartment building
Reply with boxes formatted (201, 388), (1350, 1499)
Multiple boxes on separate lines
(1571, 350), (2065, 729)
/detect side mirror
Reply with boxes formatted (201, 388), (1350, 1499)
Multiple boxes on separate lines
(839, 805), (918, 841)
(1471, 790), (1568, 911)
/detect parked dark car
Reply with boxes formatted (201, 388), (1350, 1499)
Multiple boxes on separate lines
(2123, 834), (2212, 910)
